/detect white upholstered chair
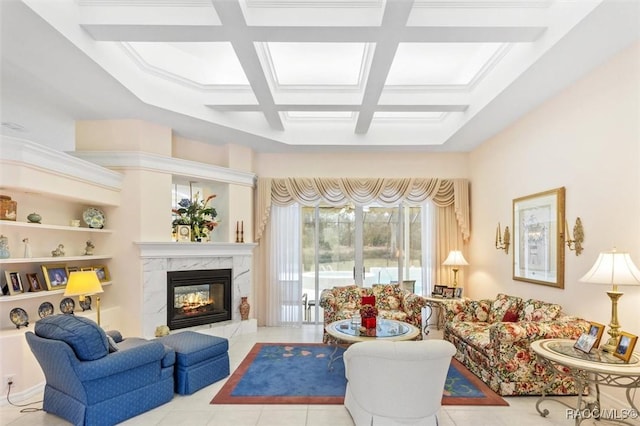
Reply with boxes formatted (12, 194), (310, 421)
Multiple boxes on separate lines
(343, 339), (456, 426)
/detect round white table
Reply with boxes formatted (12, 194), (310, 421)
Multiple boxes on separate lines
(531, 339), (640, 426)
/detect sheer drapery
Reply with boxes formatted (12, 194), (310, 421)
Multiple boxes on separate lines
(254, 177), (470, 326)
(267, 203), (303, 327)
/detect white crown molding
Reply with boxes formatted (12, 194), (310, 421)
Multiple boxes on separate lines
(79, 1), (212, 6)
(70, 151), (256, 187)
(0, 136), (124, 190)
(135, 241), (257, 258)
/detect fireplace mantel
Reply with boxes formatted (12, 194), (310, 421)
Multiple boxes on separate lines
(135, 241), (257, 338)
(135, 242), (257, 258)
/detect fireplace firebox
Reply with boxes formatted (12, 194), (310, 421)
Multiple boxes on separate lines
(167, 269), (232, 330)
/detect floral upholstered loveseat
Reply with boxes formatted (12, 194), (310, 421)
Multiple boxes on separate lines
(319, 284), (427, 343)
(442, 293), (590, 396)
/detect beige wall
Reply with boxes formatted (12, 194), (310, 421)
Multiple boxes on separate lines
(469, 42), (640, 336)
(256, 151), (468, 178)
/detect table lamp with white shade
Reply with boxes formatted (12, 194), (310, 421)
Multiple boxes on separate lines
(64, 271), (104, 325)
(443, 250), (469, 287)
(579, 248), (640, 353)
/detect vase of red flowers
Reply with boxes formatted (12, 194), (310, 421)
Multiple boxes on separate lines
(360, 303), (378, 336)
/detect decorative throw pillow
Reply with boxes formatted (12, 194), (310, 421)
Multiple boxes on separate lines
(521, 299), (562, 321)
(106, 334), (119, 352)
(502, 309), (519, 322)
(488, 293), (523, 323)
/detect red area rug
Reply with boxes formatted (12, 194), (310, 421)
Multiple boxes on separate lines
(211, 343), (508, 406)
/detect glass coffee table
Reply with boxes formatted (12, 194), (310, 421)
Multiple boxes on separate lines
(325, 318), (421, 369)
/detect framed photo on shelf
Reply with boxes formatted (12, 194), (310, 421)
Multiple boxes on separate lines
(613, 331), (638, 363)
(25, 273), (44, 292)
(512, 187), (566, 289)
(4, 271), (24, 295)
(587, 321), (606, 349)
(443, 287), (455, 299)
(67, 266), (80, 273)
(432, 284), (447, 297)
(176, 225), (191, 242)
(454, 287), (463, 298)
(574, 333), (597, 353)
(92, 265), (111, 282)
(42, 264), (69, 290)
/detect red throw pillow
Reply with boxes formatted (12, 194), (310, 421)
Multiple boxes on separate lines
(361, 296), (375, 306)
(502, 309), (519, 322)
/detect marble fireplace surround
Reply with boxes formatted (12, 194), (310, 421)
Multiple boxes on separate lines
(136, 242), (257, 339)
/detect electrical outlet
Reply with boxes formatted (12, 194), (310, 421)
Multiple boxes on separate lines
(3, 374), (15, 391)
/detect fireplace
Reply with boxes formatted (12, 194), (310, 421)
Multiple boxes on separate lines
(167, 269), (232, 330)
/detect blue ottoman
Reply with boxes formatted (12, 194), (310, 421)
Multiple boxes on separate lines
(158, 331), (230, 395)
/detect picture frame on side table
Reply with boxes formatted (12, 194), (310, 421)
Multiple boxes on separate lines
(92, 265), (111, 282)
(454, 287), (463, 298)
(432, 285), (447, 297)
(176, 225), (191, 242)
(442, 287), (454, 299)
(513, 187), (565, 289)
(587, 321), (606, 349)
(574, 333), (597, 353)
(613, 331), (638, 363)
(25, 273), (43, 292)
(4, 271), (24, 295)
(42, 264), (69, 290)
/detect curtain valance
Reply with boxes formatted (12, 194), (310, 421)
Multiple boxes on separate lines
(256, 177), (470, 242)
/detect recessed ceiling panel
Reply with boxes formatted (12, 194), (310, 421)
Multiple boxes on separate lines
(374, 111), (446, 120)
(265, 42), (368, 86)
(127, 42), (249, 86)
(386, 43), (504, 86)
(286, 111), (355, 119)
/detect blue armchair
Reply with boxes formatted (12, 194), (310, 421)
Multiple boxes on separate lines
(26, 315), (175, 426)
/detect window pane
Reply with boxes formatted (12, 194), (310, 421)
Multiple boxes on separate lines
(364, 206), (398, 285)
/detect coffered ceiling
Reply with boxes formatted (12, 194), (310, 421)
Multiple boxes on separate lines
(1, 0), (638, 152)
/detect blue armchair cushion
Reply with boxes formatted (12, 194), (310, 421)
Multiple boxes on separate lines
(35, 315), (108, 361)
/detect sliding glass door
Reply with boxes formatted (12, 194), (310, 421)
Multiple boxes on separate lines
(302, 203), (431, 323)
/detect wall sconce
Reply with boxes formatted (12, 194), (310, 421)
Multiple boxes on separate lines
(565, 217), (584, 256)
(495, 222), (510, 254)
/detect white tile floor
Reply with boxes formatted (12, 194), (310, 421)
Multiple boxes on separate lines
(1, 325), (636, 425)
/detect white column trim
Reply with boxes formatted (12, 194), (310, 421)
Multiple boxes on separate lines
(135, 241), (257, 258)
(71, 151), (256, 187)
(0, 136), (124, 190)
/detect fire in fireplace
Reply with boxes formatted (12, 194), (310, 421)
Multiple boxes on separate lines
(167, 269), (232, 330)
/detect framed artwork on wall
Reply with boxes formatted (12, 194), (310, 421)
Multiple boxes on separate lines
(512, 187), (565, 288)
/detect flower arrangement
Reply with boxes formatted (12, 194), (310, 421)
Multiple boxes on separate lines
(172, 192), (219, 241)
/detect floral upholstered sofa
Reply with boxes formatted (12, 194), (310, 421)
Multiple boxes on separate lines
(319, 284), (427, 343)
(442, 293), (590, 396)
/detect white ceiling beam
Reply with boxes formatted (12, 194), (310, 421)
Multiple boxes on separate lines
(211, 0), (283, 131)
(207, 104), (468, 112)
(355, 0), (414, 134)
(82, 24), (545, 43)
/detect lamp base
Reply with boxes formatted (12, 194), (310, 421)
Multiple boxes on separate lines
(602, 290), (623, 353)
